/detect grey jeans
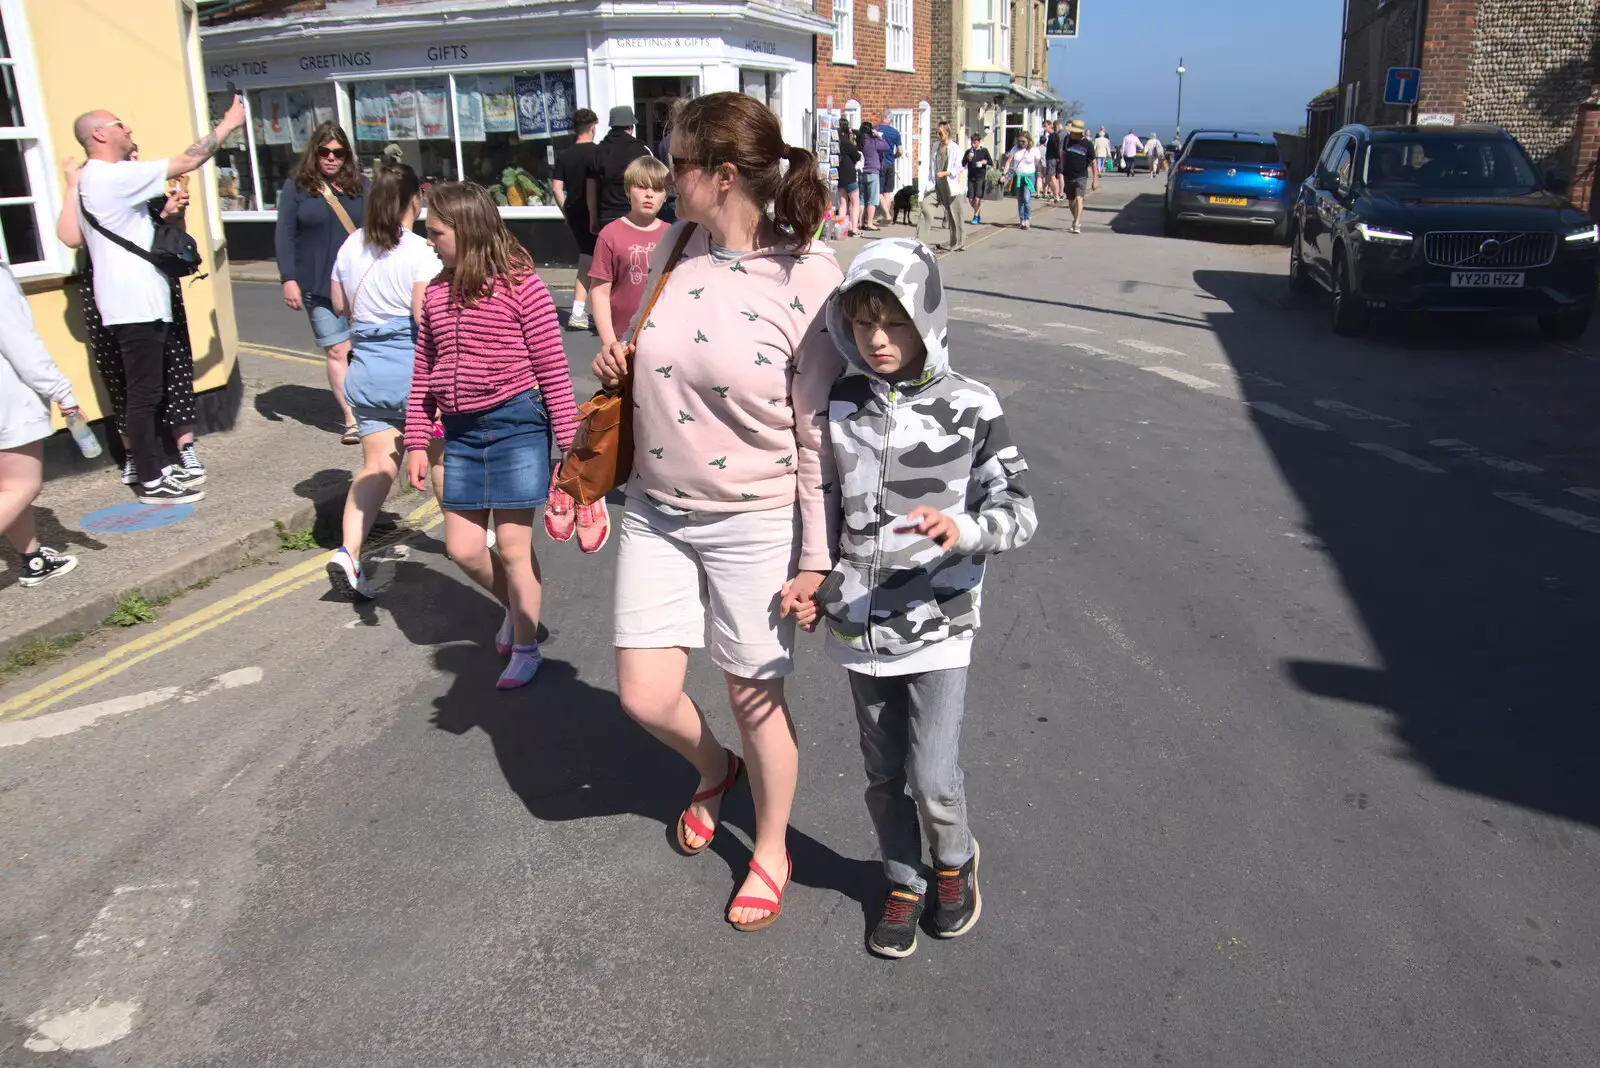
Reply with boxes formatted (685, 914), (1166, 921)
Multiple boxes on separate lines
(849, 666), (974, 893)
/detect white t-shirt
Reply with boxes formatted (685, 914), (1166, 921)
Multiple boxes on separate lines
(1009, 146), (1044, 175)
(1121, 134), (1144, 158)
(1093, 136), (1112, 159)
(330, 229), (441, 324)
(78, 158), (172, 326)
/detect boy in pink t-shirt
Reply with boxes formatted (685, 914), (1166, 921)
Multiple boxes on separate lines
(590, 156), (669, 348)
(545, 155), (669, 553)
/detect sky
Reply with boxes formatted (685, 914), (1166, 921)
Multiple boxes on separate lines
(1044, 0), (1345, 138)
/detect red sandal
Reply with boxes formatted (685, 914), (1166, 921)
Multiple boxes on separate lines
(675, 748), (743, 856)
(728, 852), (792, 933)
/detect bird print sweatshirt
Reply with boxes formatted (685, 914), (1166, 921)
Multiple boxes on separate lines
(629, 222), (845, 572)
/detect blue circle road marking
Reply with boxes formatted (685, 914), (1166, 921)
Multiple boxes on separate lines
(79, 501), (195, 534)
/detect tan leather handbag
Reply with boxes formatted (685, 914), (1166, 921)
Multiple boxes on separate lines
(555, 223), (697, 506)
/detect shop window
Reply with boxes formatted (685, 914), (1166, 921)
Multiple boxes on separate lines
(886, 0), (913, 72)
(452, 70), (573, 207)
(0, 2), (56, 272)
(207, 90), (255, 211)
(247, 84), (339, 210)
(345, 78), (457, 195)
(740, 69), (782, 119)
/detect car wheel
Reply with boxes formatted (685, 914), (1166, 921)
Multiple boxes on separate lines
(1330, 250), (1368, 337)
(1288, 226), (1313, 294)
(1538, 308), (1592, 342)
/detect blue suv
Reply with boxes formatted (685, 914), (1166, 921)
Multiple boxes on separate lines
(1164, 132), (1291, 241)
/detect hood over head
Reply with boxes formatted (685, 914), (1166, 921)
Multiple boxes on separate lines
(825, 237), (949, 384)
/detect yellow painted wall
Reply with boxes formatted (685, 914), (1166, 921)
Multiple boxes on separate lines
(19, 0), (237, 426)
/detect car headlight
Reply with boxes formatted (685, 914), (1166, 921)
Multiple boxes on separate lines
(1354, 222), (1413, 244)
(1564, 224), (1598, 245)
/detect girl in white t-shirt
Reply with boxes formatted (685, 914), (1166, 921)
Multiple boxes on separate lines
(1001, 132), (1046, 230)
(324, 164), (443, 600)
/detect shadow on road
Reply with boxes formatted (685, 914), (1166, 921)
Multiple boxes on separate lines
(1197, 267), (1600, 829)
(254, 383), (343, 434)
(385, 562), (879, 929)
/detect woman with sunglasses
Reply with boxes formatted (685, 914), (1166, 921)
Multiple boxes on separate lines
(275, 123), (369, 444)
(591, 91), (840, 932)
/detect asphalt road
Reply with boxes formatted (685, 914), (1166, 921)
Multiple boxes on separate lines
(2, 184), (1597, 1067)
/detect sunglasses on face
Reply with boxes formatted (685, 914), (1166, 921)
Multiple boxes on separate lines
(317, 146), (348, 160)
(96, 119), (128, 133)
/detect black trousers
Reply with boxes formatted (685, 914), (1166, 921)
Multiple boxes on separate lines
(108, 321), (171, 484)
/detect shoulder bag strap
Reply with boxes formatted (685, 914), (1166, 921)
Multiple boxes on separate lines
(320, 184), (357, 235)
(347, 252), (384, 323)
(78, 195), (163, 268)
(624, 222), (697, 351)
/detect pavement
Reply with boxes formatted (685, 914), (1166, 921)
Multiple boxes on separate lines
(1, 179), (1598, 1065)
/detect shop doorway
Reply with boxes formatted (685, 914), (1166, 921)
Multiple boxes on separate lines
(634, 76), (698, 154)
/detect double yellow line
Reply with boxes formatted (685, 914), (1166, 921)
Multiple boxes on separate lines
(0, 498), (443, 724)
(238, 341), (324, 366)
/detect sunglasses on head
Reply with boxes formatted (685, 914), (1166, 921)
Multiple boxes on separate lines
(317, 146), (348, 159)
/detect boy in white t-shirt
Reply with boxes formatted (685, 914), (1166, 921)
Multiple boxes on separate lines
(323, 164), (442, 601)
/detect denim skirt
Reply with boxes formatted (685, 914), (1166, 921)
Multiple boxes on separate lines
(440, 389), (552, 511)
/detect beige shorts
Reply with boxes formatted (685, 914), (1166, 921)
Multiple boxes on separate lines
(613, 497), (801, 679)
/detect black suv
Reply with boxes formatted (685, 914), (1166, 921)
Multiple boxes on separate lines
(1288, 124), (1598, 339)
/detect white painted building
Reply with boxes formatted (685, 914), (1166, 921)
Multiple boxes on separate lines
(198, 0), (829, 256)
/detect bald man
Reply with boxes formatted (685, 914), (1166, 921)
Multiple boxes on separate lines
(74, 96), (244, 503)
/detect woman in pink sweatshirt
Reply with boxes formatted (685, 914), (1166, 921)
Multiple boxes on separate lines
(404, 182), (579, 690)
(592, 92), (841, 932)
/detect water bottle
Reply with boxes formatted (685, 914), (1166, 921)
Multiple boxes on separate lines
(65, 413), (102, 459)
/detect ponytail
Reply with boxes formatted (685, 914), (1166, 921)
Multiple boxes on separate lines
(774, 145), (828, 248)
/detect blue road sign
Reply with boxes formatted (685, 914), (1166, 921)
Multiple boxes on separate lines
(1385, 67), (1421, 107)
(80, 500), (194, 534)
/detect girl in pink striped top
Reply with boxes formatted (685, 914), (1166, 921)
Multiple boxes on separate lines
(404, 182), (579, 690)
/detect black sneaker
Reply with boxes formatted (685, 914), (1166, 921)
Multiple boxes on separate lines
(177, 443), (207, 485)
(18, 547), (77, 587)
(121, 456), (138, 486)
(136, 475), (204, 504)
(867, 886), (925, 959)
(931, 837), (981, 939)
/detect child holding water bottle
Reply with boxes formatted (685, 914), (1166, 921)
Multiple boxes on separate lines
(0, 261), (87, 587)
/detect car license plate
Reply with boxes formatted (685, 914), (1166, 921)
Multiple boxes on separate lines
(1208, 196), (1248, 206)
(1451, 271), (1524, 288)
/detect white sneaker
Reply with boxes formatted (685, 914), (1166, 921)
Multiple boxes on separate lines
(566, 314), (591, 331)
(486, 526), (497, 552)
(326, 547), (374, 600)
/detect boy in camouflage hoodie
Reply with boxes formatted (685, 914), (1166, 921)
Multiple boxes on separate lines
(800, 238), (1036, 958)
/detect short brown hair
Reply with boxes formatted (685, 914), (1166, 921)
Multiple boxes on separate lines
(572, 108), (598, 136)
(623, 155), (670, 192)
(838, 281), (906, 324)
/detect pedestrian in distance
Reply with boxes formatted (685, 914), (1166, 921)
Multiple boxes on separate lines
(545, 154), (671, 554)
(1051, 120), (1069, 201)
(858, 121), (890, 231)
(590, 90), (842, 932)
(0, 261), (85, 588)
(275, 122), (369, 445)
(1092, 127), (1111, 189)
(586, 106), (652, 236)
(74, 96), (245, 504)
(917, 121), (964, 253)
(837, 125), (863, 235)
(1000, 131), (1044, 230)
(1145, 132), (1166, 178)
(796, 237), (1037, 959)
(404, 182), (580, 690)
(57, 158), (206, 494)
(1061, 120), (1093, 233)
(551, 108), (600, 331)
(876, 119), (903, 227)
(962, 131), (993, 224)
(1121, 129), (1144, 177)
(323, 164), (445, 601)
(1043, 120), (1062, 202)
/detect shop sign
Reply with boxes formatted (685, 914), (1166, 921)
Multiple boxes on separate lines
(204, 37), (581, 91)
(610, 37), (716, 51)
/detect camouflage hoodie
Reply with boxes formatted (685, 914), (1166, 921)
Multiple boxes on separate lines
(819, 238), (1037, 676)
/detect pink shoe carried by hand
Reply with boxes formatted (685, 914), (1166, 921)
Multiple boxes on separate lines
(576, 498), (611, 554)
(544, 484), (576, 542)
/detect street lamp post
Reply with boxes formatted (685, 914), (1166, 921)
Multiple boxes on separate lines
(1175, 58), (1186, 144)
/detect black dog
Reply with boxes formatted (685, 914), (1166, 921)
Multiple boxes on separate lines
(892, 185), (916, 226)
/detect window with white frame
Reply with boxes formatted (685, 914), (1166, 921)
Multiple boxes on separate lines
(833, 1), (855, 65)
(0, 1), (58, 273)
(1000, 0), (1013, 70)
(886, 0), (913, 71)
(970, 1), (998, 69)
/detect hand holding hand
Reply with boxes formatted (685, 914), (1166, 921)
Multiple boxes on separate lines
(405, 450), (431, 492)
(895, 506), (961, 551)
(780, 570), (826, 632)
(282, 280), (303, 311)
(591, 341), (632, 389)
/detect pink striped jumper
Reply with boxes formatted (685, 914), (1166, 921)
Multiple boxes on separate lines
(404, 270), (580, 454)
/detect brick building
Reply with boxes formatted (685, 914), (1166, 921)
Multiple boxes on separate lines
(929, 1), (1060, 162)
(815, 1), (935, 192)
(1337, 0), (1600, 209)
